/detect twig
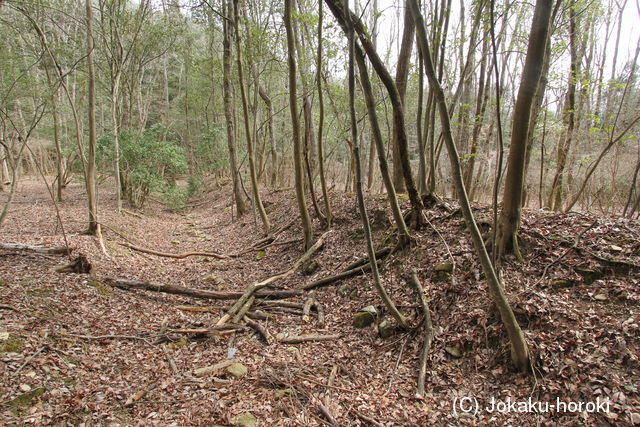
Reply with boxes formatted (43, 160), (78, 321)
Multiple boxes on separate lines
(15, 332), (49, 374)
(324, 365), (339, 408)
(0, 304), (21, 313)
(353, 409), (384, 427)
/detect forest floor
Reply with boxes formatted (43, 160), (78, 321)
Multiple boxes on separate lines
(1, 177), (639, 426)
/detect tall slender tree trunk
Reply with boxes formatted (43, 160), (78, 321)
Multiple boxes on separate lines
(391, 1), (415, 193)
(496, 0), (554, 259)
(111, 70), (123, 212)
(223, 0), (247, 217)
(316, 0), (333, 226)
(86, 0), (99, 235)
(286, 0), (313, 250)
(324, 0), (425, 225)
(233, 0), (270, 233)
(355, 47), (412, 248)
(547, 5), (579, 211)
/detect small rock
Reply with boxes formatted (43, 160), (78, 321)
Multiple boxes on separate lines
(610, 245), (623, 252)
(274, 388), (293, 400)
(256, 251), (266, 260)
(361, 305), (378, 315)
(445, 346), (462, 358)
(353, 311), (375, 328)
(353, 306), (378, 328)
(193, 360), (234, 377)
(377, 319), (395, 339)
(231, 413), (257, 427)
(349, 288), (360, 299)
(594, 294), (608, 301)
(574, 267), (602, 285)
(630, 413), (640, 425)
(551, 279), (574, 289)
(302, 260), (320, 275)
(337, 284), (348, 297)
(434, 262), (454, 273)
(19, 384), (32, 392)
(225, 362), (248, 379)
(203, 275), (224, 285)
(171, 240), (180, 245)
(0, 332), (9, 341)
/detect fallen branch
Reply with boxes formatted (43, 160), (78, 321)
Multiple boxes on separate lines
(104, 277), (301, 301)
(279, 334), (339, 344)
(117, 241), (231, 260)
(0, 242), (71, 255)
(124, 381), (159, 407)
(302, 262), (378, 290)
(244, 316), (271, 344)
(161, 344), (179, 375)
(316, 403), (339, 427)
(408, 273), (434, 400)
(217, 232), (329, 326)
(343, 246), (392, 271)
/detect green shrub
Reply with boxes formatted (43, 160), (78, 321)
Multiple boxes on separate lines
(98, 125), (188, 208)
(160, 185), (189, 212)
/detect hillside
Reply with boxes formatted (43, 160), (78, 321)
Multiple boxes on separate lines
(1, 179), (639, 425)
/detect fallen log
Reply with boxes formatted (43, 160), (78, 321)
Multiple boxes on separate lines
(117, 241), (231, 260)
(301, 261), (379, 290)
(216, 232), (329, 326)
(104, 278), (301, 300)
(279, 334), (340, 344)
(408, 272), (434, 400)
(0, 242), (71, 255)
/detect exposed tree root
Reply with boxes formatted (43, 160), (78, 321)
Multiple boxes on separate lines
(408, 272), (434, 400)
(117, 241), (231, 260)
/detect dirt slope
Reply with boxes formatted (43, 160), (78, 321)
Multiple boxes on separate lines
(1, 178), (638, 425)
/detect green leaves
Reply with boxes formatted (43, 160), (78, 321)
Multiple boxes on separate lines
(97, 124), (188, 208)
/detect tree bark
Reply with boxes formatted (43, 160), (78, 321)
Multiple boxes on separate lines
(223, 0), (247, 217)
(86, 0), (99, 235)
(286, 0), (314, 250)
(496, 0), (554, 259)
(409, 0), (530, 372)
